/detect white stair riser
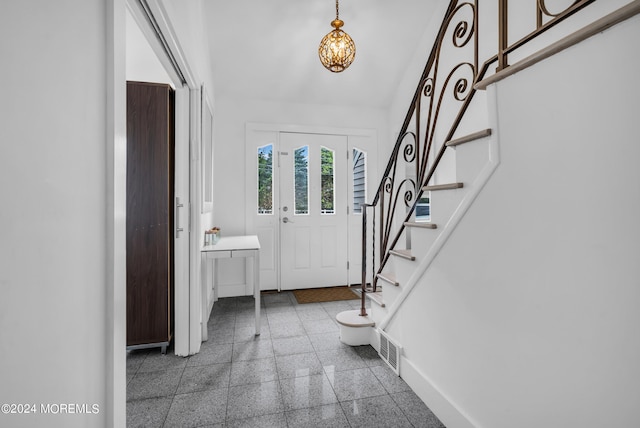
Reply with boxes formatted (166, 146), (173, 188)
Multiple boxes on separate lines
(379, 281), (403, 309)
(424, 187), (464, 225)
(405, 189), (462, 258)
(404, 227), (438, 260)
(370, 301), (388, 326)
(389, 256), (417, 286)
(454, 137), (491, 184)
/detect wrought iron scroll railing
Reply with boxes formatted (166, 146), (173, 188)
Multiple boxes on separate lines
(359, 0), (595, 316)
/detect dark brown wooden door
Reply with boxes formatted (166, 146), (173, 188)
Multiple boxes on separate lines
(126, 81), (175, 348)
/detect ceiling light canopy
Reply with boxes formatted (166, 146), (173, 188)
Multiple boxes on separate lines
(318, 0), (356, 73)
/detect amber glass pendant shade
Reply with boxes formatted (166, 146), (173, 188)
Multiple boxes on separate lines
(318, 1), (356, 72)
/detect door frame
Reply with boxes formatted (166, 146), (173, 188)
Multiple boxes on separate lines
(245, 122), (378, 292)
(125, 0), (201, 357)
(110, 0), (205, 423)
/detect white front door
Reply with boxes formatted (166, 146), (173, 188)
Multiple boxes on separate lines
(246, 123), (378, 292)
(279, 132), (348, 289)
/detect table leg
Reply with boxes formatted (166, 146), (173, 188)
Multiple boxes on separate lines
(201, 254), (208, 341)
(254, 251), (260, 336)
(214, 258), (219, 302)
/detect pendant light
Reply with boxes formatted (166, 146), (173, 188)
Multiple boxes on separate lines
(318, 0), (356, 72)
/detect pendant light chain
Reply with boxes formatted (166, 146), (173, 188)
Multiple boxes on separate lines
(336, 0), (339, 20)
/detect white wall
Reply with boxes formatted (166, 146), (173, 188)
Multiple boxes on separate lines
(0, 0), (219, 424)
(386, 12), (640, 428)
(0, 1), (118, 426)
(213, 96), (388, 291)
(388, 0), (449, 142)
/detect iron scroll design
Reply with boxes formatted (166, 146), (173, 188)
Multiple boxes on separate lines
(359, 0), (597, 308)
(362, 0), (478, 294)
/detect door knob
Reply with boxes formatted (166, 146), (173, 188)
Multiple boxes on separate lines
(282, 217), (294, 223)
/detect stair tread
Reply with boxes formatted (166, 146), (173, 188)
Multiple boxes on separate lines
(365, 290), (385, 307)
(389, 249), (416, 261)
(404, 221), (438, 229)
(353, 286), (386, 308)
(446, 128), (492, 147)
(376, 272), (399, 286)
(422, 182), (464, 191)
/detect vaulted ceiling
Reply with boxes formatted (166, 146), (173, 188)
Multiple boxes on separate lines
(203, 0), (443, 109)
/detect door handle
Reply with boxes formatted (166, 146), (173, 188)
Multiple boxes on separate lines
(176, 197), (185, 236)
(282, 217), (294, 224)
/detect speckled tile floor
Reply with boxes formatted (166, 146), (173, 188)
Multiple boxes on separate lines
(126, 292), (445, 428)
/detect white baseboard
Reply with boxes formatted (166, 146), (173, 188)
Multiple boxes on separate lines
(400, 356), (479, 428)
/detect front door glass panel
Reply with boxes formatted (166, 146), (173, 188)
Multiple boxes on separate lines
(321, 147), (335, 215)
(294, 146), (309, 215)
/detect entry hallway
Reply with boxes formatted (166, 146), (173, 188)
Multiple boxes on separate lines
(126, 291), (445, 427)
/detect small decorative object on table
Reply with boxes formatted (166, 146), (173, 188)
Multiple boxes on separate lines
(204, 227), (221, 245)
(211, 227), (220, 243)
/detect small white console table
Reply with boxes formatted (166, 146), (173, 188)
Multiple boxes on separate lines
(201, 235), (261, 337)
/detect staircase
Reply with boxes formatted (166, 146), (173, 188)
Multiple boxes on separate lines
(365, 126), (496, 333)
(352, 0), (492, 340)
(332, 1), (640, 427)
(338, 0), (640, 369)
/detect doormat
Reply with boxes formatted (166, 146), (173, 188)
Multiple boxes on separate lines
(292, 286), (360, 304)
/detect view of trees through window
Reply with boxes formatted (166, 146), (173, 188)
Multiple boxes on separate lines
(257, 144), (273, 214)
(294, 146), (309, 214)
(321, 147), (335, 214)
(259, 144), (340, 216)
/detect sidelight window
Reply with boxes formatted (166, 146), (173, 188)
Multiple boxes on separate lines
(352, 148), (366, 214)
